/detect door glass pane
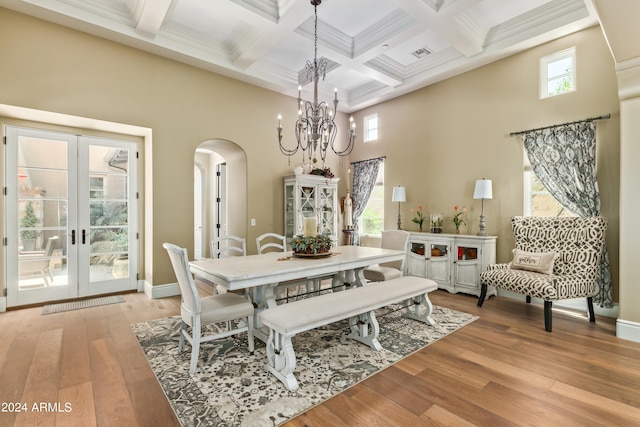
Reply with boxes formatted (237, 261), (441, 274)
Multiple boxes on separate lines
(457, 246), (478, 261)
(300, 186), (315, 211)
(430, 244), (448, 257)
(319, 188), (333, 234)
(17, 136), (69, 290)
(285, 185), (294, 238)
(88, 146), (129, 282)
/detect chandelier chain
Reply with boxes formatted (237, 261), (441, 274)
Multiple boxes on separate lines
(276, 0), (356, 167)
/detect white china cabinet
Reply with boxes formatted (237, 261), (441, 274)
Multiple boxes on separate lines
(284, 174), (339, 246)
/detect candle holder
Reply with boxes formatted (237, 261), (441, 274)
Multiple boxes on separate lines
(302, 211), (319, 237)
(430, 213), (443, 233)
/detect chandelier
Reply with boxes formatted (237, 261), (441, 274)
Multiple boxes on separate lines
(277, 0), (356, 166)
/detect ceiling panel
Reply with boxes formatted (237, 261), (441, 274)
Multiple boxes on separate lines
(0, 0), (599, 112)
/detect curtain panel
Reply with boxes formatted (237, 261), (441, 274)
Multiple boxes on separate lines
(522, 121), (613, 308)
(350, 158), (383, 246)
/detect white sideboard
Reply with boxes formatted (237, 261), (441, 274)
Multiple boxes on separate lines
(406, 232), (497, 298)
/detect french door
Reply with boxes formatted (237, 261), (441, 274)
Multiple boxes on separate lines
(5, 126), (138, 307)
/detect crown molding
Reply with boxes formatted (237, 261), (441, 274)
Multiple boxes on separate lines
(616, 57), (640, 101)
(230, 0), (279, 23)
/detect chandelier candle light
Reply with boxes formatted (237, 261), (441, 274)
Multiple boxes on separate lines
(473, 178), (493, 236)
(277, 0), (356, 166)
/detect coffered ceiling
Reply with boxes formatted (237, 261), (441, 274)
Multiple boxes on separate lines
(0, 0), (599, 112)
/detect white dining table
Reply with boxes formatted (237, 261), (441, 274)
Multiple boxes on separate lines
(189, 245), (406, 342)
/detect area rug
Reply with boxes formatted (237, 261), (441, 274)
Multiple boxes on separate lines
(42, 295), (125, 314)
(132, 305), (477, 427)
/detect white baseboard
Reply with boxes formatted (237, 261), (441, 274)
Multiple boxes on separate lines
(143, 281), (180, 299)
(494, 290), (640, 342)
(0, 284), (177, 312)
(616, 319), (640, 343)
(496, 289), (619, 318)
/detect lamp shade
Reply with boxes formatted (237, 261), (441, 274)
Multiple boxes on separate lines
(473, 179), (493, 200)
(392, 186), (406, 202)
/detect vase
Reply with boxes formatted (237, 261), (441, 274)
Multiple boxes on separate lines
(455, 229), (460, 234)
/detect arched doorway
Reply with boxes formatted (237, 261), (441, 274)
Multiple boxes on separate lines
(194, 139), (247, 259)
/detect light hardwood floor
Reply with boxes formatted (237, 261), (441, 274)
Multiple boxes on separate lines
(1, 285), (639, 427)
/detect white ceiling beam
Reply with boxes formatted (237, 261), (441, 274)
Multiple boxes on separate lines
(451, 9), (489, 56)
(394, 0), (487, 57)
(127, 0), (175, 38)
(230, 0), (311, 70)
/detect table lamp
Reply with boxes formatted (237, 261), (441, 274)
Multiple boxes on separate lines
(392, 186), (406, 230)
(473, 179), (493, 236)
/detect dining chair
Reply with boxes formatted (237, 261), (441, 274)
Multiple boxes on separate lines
(255, 232), (287, 254)
(163, 242), (254, 374)
(363, 230), (410, 282)
(210, 235), (246, 258)
(209, 235), (247, 294)
(255, 232), (314, 300)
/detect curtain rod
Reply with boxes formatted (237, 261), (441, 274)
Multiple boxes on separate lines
(350, 156), (386, 165)
(510, 114), (611, 137)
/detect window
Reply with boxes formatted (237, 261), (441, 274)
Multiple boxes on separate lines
(540, 47), (576, 98)
(363, 114), (378, 142)
(359, 162), (384, 235)
(524, 167), (575, 217)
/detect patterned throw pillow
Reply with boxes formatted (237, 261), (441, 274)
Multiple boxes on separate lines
(510, 249), (558, 275)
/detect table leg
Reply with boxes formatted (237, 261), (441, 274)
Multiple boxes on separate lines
(353, 267), (366, 287)
(253, 282), (279, 344)
(332, 271), (344, 291)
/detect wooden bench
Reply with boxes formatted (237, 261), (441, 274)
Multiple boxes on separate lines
(259, 276), (438, 391)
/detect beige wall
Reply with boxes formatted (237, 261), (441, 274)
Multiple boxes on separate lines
(593, 0), (640, 330)
(619, 98), (640, 322)
(349, 25), (621, 302)
(0, 8), (347, 287)
(0, 10), (623, 309)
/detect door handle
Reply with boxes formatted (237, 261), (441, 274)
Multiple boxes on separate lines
(71, 229), (76, 245)
(82, 229), (86, 244)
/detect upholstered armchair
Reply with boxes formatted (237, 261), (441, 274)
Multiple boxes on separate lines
(477, 216), (607, 332)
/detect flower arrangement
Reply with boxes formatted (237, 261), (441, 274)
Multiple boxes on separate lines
(410, 206), (425, 231)
(309, 167), (335, 179)
(289, 232), (333, 255)
(452, 205), (466, 232)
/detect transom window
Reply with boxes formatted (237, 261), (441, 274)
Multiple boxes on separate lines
(540, 47), (576, 99)
(363, 114), (378, 142)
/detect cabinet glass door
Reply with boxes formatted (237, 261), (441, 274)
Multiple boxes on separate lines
(428, 242), (450, 285)
(284, 184), (295, 239)
(410, 242), (426, 256)
(457, 245), (478, 261)
(298, 185), (316, 234)
(455, 244), (481, 288)
(318, 186), (335, 235)
(407, 241), (426, 277)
